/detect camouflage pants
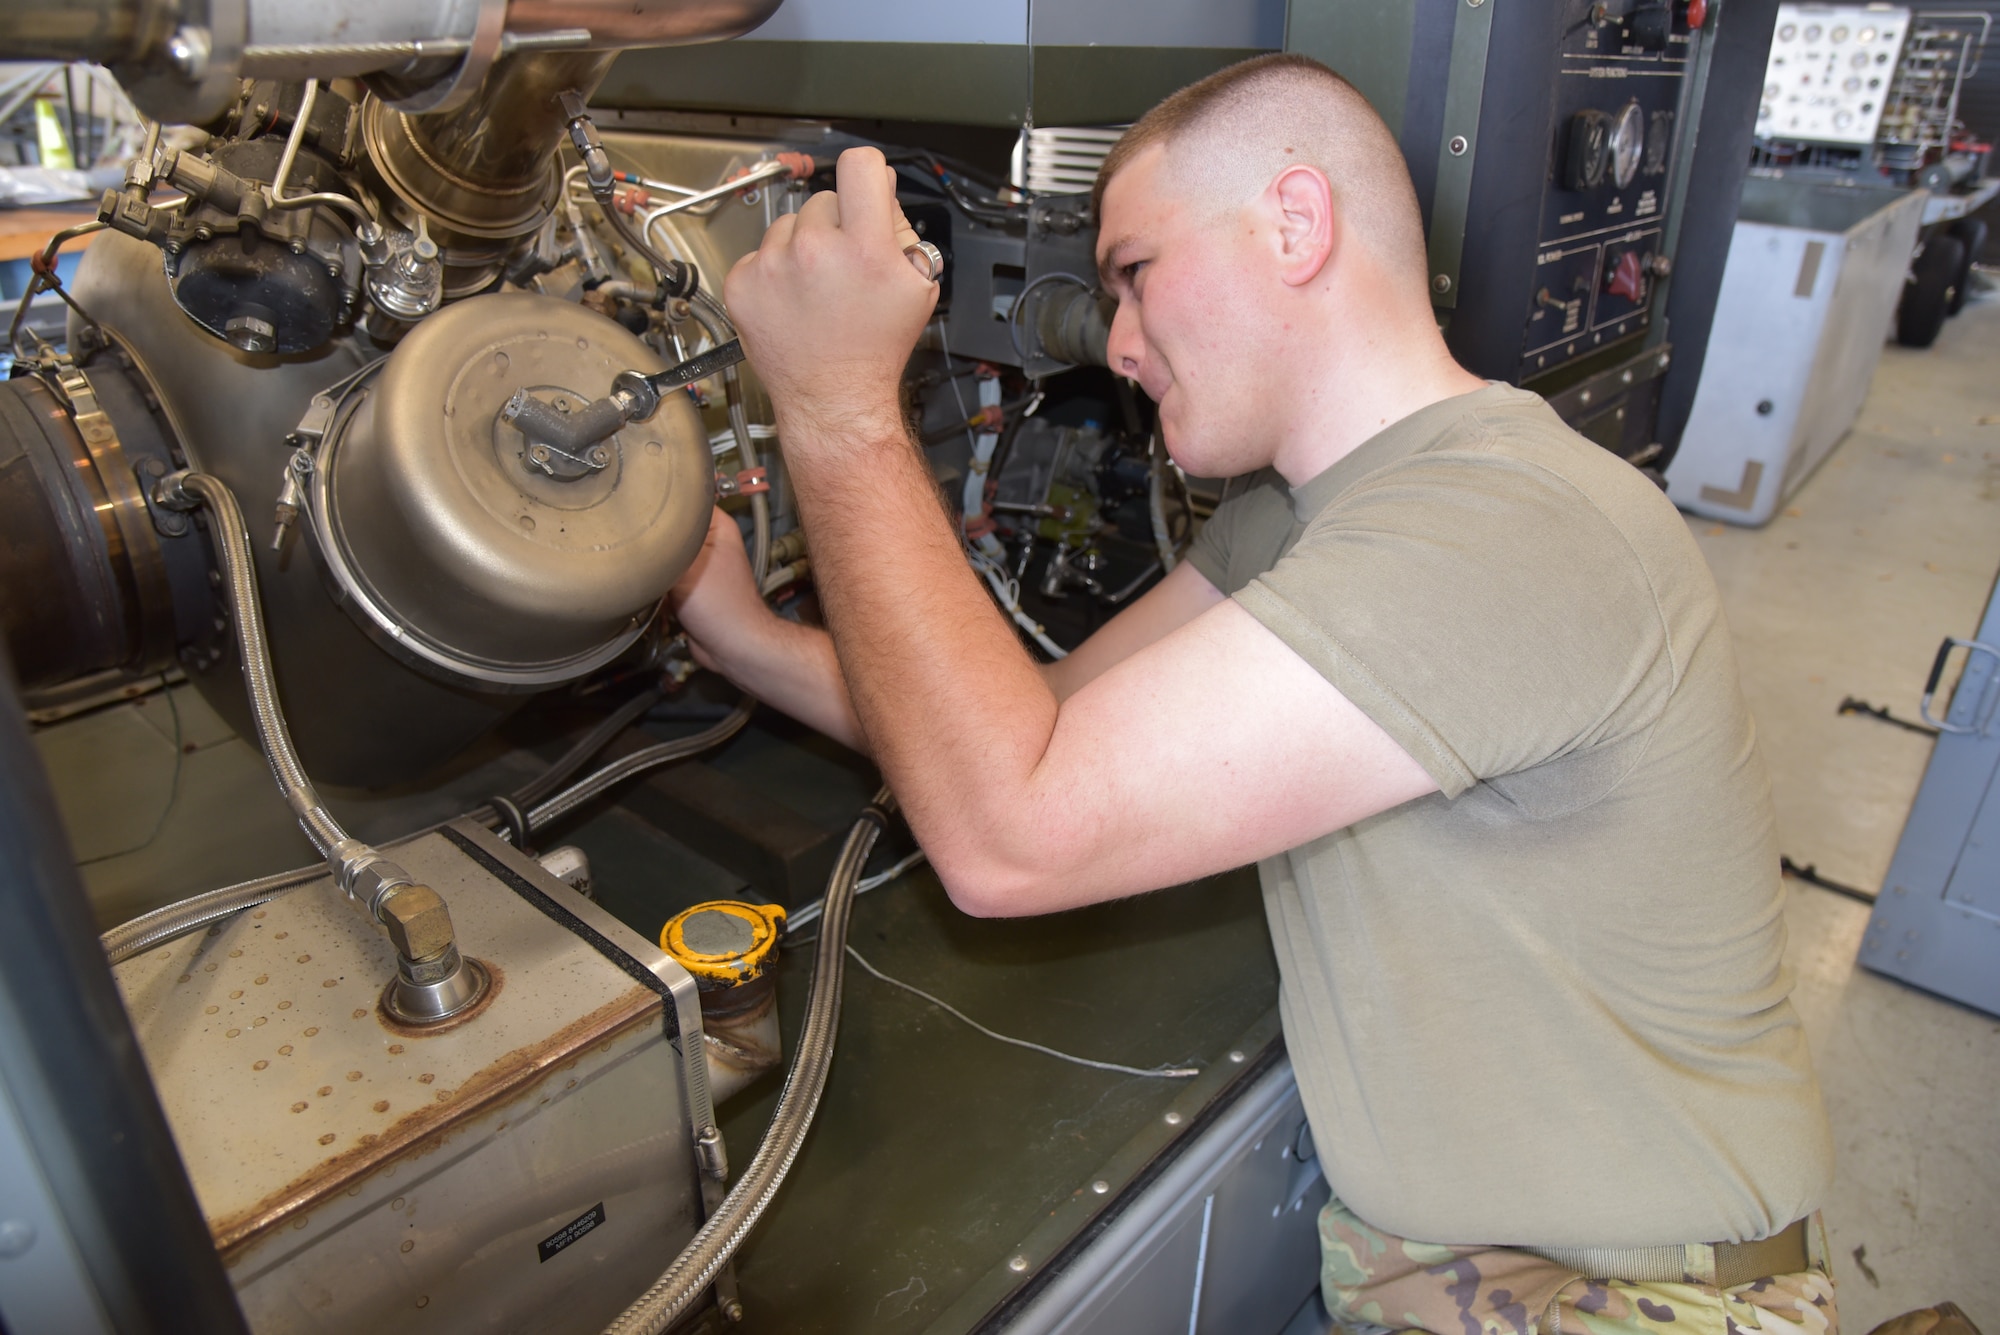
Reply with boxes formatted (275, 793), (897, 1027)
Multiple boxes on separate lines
(1319, 1196), (1838, 1335)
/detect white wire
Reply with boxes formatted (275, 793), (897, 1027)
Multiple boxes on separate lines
(844, 944), (1201, 1080)
(785, 849), (927, 932)
(710, 423), (779, 456)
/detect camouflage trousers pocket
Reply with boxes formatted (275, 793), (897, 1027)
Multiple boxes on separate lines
(1318, 1196), (1838, 1335)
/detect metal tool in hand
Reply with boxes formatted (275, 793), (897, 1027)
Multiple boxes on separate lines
(500, 339), (746, 468)
(500, 235), (939, 468)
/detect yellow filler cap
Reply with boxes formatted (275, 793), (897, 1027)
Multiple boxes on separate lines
(659, 900), (787, 984)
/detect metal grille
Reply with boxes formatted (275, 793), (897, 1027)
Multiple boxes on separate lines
(1016, 126), (1127, 197)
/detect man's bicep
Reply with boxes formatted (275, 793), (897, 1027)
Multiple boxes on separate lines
(964, 598), (1439, 915)
(1040, 559), (1226, 700)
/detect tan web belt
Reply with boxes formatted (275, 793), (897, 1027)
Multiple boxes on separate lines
(1528, 1217), (1809, 1288)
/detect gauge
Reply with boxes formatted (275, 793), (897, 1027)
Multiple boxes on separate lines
(1831, 25), (1849, 42)
(1779, 22), (1798, 39)
(1564, 109), (1612, 191)
(1859, 26), (1877, 42)
(1608, 99), (1646, 189)
(1804, 24), (1822, 40)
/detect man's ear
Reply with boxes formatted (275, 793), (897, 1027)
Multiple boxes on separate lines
(1270, 165), (1336, 288)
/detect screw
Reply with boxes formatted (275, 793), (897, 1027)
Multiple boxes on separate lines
(1227, 1049), (1245, 1063)
(0, 1221), (34, 1258)
(1448, 135), (1469, 156)
(530, 446), (551, 463)
(589, 446), (609, 466)
(1091, 1180), (1109, 1194)
(722, 1299), (745, 1322)
(1164, 1110), (1183, 1126)
(1431, 273), (1453, 294)
(1007, 1255), (1029, 1273)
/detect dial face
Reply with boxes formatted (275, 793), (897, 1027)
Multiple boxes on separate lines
(1609, 99), (1646, 189)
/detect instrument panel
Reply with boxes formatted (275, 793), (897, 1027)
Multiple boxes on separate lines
(1519, 1), (1699, 382)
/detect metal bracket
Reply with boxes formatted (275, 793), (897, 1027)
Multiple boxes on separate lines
(1425, 0), (1499, 312)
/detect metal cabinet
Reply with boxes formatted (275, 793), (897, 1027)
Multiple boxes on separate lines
(1860, 569), (2000, 1017)
(992, 1059), (1330, 1335)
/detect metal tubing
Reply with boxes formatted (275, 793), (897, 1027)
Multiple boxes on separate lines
(688, 291), (770, 584)
(100, 692), (743, 963)
(181, 472), (348, 858)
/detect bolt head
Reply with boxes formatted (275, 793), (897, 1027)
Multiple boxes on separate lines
(0, 1220), (34, 1259)
(1007, 1255), (1029, 1273)
(1431, 273), (1453, 294)
(224, 314), (278, 354)
(1448, 135), (1470, 156)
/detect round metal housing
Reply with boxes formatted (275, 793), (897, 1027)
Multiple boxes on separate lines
(312, 291), (713, 689)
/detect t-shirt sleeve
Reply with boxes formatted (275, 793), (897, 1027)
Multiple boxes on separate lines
(1233, 452), (1674, 799)
(1184, 469), (1289, 596)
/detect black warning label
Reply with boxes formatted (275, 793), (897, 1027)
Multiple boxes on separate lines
(538, 1202), (606, 1262)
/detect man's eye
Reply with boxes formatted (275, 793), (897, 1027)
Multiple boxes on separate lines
(1121, 261), (1146, 285)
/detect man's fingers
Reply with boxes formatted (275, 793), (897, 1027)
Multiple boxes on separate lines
(794, 186), (841, 230)
(833, 145), (895, 238)
(760, 210), (800, 250)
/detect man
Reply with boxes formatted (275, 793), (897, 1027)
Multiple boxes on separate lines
(674, 53), (1836, 1335)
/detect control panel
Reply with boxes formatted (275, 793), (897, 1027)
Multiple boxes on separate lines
(1520, 0), (1703, 382)
(1754, 3), (1909, 145)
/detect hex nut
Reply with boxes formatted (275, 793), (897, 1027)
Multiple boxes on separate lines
(380, 884), (455, 962)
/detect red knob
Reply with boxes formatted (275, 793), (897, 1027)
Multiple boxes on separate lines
(1686, 0), (1708, 29)
(1606, 250), (1647, 302)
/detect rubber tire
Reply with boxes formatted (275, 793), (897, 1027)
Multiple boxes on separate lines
(1898, 234), (1966, 348)
(1946, 218), (1986, 315)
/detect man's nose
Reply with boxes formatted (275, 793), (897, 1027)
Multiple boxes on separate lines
(1104, 299), (1145, 380)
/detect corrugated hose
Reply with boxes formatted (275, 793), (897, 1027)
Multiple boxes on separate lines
(601, 788), (894, 1335)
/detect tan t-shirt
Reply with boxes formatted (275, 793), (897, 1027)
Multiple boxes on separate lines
(1187, 383), (1831, 1249)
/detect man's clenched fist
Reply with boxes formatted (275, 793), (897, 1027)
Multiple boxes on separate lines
(722, 147), (939, 449)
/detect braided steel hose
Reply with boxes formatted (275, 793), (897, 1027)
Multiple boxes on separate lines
(182, 472), (347, 857)
(603, 788), (894, 1335)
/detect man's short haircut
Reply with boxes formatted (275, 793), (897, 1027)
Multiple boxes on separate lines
(1093, 54), (1430, 297)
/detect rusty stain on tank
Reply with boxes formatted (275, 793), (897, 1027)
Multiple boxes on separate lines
(209, 987), (658, 1259)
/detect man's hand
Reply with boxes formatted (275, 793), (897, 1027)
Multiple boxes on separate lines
(722, 147), (937, 444)
(666, 509), (870, 751)
(667, 507), (764, 674)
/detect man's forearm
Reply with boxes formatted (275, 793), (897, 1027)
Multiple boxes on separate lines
(708, 612), (869, 753)
(780, 408), (1060, 890)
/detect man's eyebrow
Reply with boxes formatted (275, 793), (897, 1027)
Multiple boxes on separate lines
(1097, 235), (1135, 286)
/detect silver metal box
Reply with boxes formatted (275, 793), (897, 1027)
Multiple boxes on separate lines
(1665, 177), (1925, 525)
(112, 822), (718, 1333)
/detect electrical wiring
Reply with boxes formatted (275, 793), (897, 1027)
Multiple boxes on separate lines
(844, 946), (1201, 1080)
(784, 843), (1201, 1080)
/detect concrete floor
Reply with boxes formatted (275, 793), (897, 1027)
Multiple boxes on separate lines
(1689, 287), (2000, 1333)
